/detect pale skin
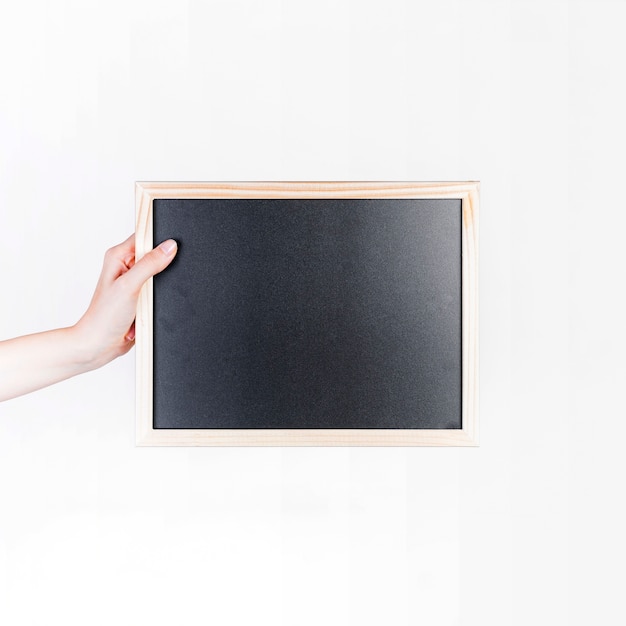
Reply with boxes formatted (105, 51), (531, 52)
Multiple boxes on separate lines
(0, 234), (178, 402)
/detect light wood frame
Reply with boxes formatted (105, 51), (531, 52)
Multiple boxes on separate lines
(135, 182), (479, 446)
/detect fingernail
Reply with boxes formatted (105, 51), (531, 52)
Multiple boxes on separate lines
(159, 239), (177, 255)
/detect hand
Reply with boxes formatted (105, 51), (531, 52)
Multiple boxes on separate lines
(73, 234), (178, 369)
(0, 234), (178, 402)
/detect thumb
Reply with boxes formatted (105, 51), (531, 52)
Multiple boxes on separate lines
(122, 239), (178, 294)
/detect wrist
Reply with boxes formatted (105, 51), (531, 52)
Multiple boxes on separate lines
(68, 322), (108, 372)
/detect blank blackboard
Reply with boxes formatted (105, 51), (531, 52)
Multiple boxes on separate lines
(135, 182), (478, 446)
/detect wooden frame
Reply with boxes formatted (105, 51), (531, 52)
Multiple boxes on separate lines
(135, 182), (479, 446)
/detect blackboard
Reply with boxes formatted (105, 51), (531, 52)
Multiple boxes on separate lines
(135, 183), (478, 446)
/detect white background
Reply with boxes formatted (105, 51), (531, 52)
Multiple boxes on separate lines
(1, 1), (624, 624)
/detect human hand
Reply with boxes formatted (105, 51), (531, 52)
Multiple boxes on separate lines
(73, 234), (178, 369)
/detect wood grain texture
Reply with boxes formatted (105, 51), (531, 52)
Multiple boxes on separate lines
(135, 182), (479, 446)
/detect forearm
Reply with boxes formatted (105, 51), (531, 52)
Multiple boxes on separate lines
(0, 326), (96, 402)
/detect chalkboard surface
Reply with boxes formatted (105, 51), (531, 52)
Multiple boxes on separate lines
(152, 198), (462, 430)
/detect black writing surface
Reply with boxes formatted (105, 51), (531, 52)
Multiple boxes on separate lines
(152, 198), (462, 429)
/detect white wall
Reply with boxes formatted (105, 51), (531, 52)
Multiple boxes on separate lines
(1, 1), (624, 624)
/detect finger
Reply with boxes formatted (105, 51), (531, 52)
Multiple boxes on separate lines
(124, 321), (136, 342)
(100, 234), (137, 284)
(108, 233), (136, 258)
(119, 239), (178, 295)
